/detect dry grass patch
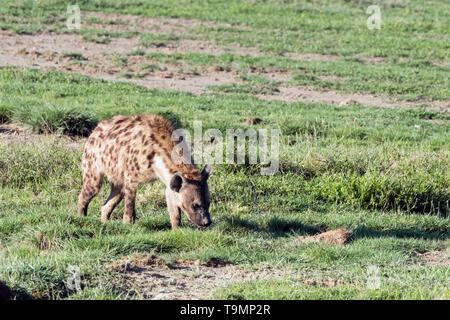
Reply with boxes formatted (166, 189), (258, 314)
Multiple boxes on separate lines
(417, 250), (450, 267)
(298, 228), (354, 246)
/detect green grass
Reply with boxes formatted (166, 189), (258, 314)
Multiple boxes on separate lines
(0, 67), (448, 299)
(0, 67), (448, 215)
(0, 1), (448, 101)
(139, 33), (180, 47)
(0, 0), (449, 300)
(143, 52), (449, 100)
(11, 103), (97, 136)
(3, 0), (448, 61)
(214, 266), (450, 299)
(78, 28), (139, 44)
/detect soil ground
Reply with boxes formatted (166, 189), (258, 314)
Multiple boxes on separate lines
(0, 2), (448, 300)
(1, 11), (448, 111)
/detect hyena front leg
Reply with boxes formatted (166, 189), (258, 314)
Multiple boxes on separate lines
(101, 183), (124, 222)
(123, 183), (138, 223)
(166, 187), (181, 229)
(77, 170), (103, 217)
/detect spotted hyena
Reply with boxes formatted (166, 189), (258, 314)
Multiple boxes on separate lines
(77, 114), (213, 228)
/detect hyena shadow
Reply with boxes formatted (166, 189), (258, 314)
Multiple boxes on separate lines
(223, 216), (321, 238)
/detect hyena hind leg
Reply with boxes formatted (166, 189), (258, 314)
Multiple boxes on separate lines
(101, 183), (124, 222)
(77, 171), (103, 217)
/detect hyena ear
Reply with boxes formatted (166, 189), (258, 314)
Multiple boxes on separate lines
(201, 164), (213, 181)
(170, 173), (185, 192)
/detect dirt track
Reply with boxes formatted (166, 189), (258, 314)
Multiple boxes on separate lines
(107, 254), (341, 299)
(1, 11), (449, 111)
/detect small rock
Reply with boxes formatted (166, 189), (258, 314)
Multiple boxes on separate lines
(208, 66), (224, 72)
(339, 99), (359, 106)
(245, 117), (263, 125)
(153, 293), (168, 300)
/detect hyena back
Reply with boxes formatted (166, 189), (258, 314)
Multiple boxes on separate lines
(77, 114), (212, 228)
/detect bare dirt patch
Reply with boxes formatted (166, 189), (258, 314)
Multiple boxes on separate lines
(353, 54), (386, 64)
(246, 66), (293, 81)
(79, 12), (389, 66)
(82, 11), (260, 57)
(0, 30), (245, 94)
(432, 61), (449, 68)
(142, 38), (261, 57)
(1, 31), (140, 56)
(0, 123), (33, 144)
(298, 228), (354, 246)
(0, 123), (84, 148)
(111, 71), (236, 95)
(0, 123), (23, 135)
(284, 52), (393, 64)
(106, 254), (337, 300)
(82, 12), (327, 60)
(83, 11), (251, 35)
(259, 86), (450, 112)
(416, 250), (450, 267)
(284, 52), (342, 62)
(1, 25), (448, 111)
(303, 277), (343, 287)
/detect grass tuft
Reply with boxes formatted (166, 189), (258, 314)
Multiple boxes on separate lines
(12, 104), (98, 136)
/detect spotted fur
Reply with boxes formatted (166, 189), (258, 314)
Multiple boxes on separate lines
(77, 114), (213, 228)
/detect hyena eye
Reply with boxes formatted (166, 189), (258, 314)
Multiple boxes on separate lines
(192, 204), (201, 211)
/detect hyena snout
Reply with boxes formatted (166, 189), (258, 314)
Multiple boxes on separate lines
(203, 217), (212, 227)
(183, 208), (211, 227)
(198, 211), (211, 227)
(188, 207), (211, 227)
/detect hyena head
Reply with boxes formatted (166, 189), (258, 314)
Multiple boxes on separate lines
(169, 165), (213, 227)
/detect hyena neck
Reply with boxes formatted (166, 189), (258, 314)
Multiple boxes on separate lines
(152, 154), (201, 187)
(149, 120), (202, 185)
(153, 155), (173, 187)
